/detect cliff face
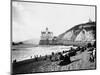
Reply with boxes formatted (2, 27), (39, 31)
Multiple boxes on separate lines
(57, 22), (96, 45)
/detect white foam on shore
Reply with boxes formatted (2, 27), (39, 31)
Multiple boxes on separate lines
(12, 45), (73, 62)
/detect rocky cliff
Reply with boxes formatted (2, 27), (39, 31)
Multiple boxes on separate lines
(57, 21), (96, 46)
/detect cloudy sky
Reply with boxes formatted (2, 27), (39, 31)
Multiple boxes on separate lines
(12, 1), (95, 42)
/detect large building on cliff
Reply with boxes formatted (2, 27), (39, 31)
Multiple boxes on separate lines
(39, 27), (57, 45)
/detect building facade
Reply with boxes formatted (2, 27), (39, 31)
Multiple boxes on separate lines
(39, 27), (57, 45)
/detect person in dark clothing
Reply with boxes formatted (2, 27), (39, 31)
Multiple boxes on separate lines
(13, 59), (17, 63)
(63, 54), (71, 64)
(59, 53), (64, 60)
(59, 54), (71, 66)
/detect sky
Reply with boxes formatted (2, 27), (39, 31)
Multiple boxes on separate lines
(12, 1), (95, 42)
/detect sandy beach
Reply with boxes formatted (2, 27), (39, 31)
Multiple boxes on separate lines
(12, 48), (96, 74)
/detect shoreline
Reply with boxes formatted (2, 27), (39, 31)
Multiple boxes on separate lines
(12, 48), (96, 74)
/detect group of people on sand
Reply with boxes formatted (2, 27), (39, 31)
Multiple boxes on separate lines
(13, 41), (96, 65)
(59, 42), (96, 65)
(87, 42), (96, 63)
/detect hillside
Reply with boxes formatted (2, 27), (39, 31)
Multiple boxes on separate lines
(22, 38), (40, 45)
(57, 21), (96, 46)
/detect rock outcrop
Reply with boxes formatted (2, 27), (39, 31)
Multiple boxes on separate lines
(57, 21), (96, 46)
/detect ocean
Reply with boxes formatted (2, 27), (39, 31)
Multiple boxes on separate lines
(12, 45), (73, 62)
